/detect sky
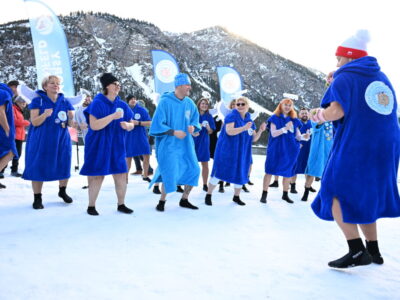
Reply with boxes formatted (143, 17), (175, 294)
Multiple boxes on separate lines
(2, 0), (400, 93)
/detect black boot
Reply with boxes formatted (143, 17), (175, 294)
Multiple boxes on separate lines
(233, 195), (246, 206)
(205, 194), (212, 206)
(153, 185), (161, 194)
(225, 182), (231, 187)
(0, 182), (6, 189)
(33, 193), (44, 209)
(366, 240), (384, 265)
(260, 191), (268, 203)
(58, 186), (73, 203)
(269, 180), (278, 188)
(247, 180), (254, 185)
(290, 183), (298, 194)
(282, 191), (294, 204)
(87, 206), (99, 216)
(179, 199), (198, 210)
(118, 204), (134, 214)
(156, 200), (165, 212)
(142, 177), (151, 182)
(242, 185), (249, 193)
(176, 185), (184, 193)
(301, 187), (310, 201)
(328, 238), (372, 268)
(218, 181), (225, 193)
(203, 184), (208, 192)
(309, 186), (317, 193)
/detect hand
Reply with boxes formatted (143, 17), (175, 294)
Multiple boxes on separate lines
(188, 125), (194, 134)
(243, 121), (253, 130)
(132, 120), (140, 125)
(281, 127), (288, 134)
(80, 123), (88, 130)
(285, 121), (293, 132)
(113, 110), (123, 120)
(120, 121), (134, 131)
(326, 71), (335, 86)
(260, 122), (267, 132)
(301, 133), (310, 141)
(309, 108), (327, 123)
(44, 108), (53, 117)
(174, 130), (186, 139)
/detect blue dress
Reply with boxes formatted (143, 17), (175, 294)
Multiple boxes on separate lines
(311, 56), (400, 224)
(149, 92), (201, 194)
(80, 93), (133, 176)
(304, 122), (333, 178)
(23, 91), (74, 181)
(211, 109), (255, 185)
(294, 120), (312, 174)
(0, 84), (17, 158)
(265, 114), (301, 177)
(193, 112), (216, 162)
(125, 103), (151, 157)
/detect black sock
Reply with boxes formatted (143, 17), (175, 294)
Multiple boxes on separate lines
(58, 186), (73, 203)
(260, 190), (268, 203)
(33, 193), (44, 209)
(87, 206), (99, 216)
(233, 195), (246, 206)
(205, 194), (212, 206)
(156, 200), (165, 212)
(118, 204), (133, 214)
(366, 240), (384, 265)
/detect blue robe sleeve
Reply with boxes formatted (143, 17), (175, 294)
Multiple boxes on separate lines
(149, 101), (171, 136)
(66, 100), (75, 111)
(208, 114), (216, 130)
(321, 75), (351, 116)
(141, 108), (151, 121)
(124, 103), (133, 121)
(28, 97), (42, 110)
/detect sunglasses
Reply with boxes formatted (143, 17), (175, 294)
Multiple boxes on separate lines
(112, 82), (121, 87)
(236, 103), (246, 107)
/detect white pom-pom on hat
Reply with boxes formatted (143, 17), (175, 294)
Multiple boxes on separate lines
(336, 29), (370, 59)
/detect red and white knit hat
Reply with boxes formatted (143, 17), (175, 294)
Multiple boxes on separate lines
(336, 30), (370, 59)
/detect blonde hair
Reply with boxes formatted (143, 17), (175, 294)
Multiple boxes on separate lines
(273, 98), (297, 119)
(41, 75), (61, 90)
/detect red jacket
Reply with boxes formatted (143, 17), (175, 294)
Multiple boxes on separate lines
(13, 104), (30, 141)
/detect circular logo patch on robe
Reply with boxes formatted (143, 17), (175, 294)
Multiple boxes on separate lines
(116, 107), (124, 118)
(134, 113), (141, 120)
(365, 81), (394, 115)
(247, 128), (254, 136)
(202, 120), (209, 127)
(58, 111), (67, 122)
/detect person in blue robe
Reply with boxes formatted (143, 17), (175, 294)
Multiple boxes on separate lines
(125, 95), (152, 182)
(0, 83), (18, 189)
(310, 30), (400, 268)
(204, 96), (265, 206)
(192, 98), (216, 192)
(260, 98), (310, 204)
(149, 73), (201, 212)
(80, 73), (135, 216)
(21, 76), (74, 209)
(291, 108), (313, 194)
(302, 121), (333, 201)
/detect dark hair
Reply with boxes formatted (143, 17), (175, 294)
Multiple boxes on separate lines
(300, 107), (309, 111)
(7, 80), (19, 87)
(126, 94), (136, 102)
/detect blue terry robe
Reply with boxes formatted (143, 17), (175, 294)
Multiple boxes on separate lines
(305, 122), (333, 178)
(23, 91), (74, 181)
(211, 109), (255, 185)
(80, 93), (133, 176)
(193, 112), (216, 162)
(126, 103), (151, 157)
(265, 114), (301, 177)
(311, 56), (400, 224)
(294, 119), (312, 174)
(0, 84), (17, 158)
(149, 92), (201, 194)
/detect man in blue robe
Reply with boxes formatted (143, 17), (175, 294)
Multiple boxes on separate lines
(149, 73), (201, 212)
(310, 30), (400, 268)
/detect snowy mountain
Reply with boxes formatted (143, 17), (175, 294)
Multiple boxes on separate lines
(0, 12), (326, 135)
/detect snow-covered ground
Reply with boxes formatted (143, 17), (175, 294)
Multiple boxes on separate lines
(1, 148), (399, 300)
